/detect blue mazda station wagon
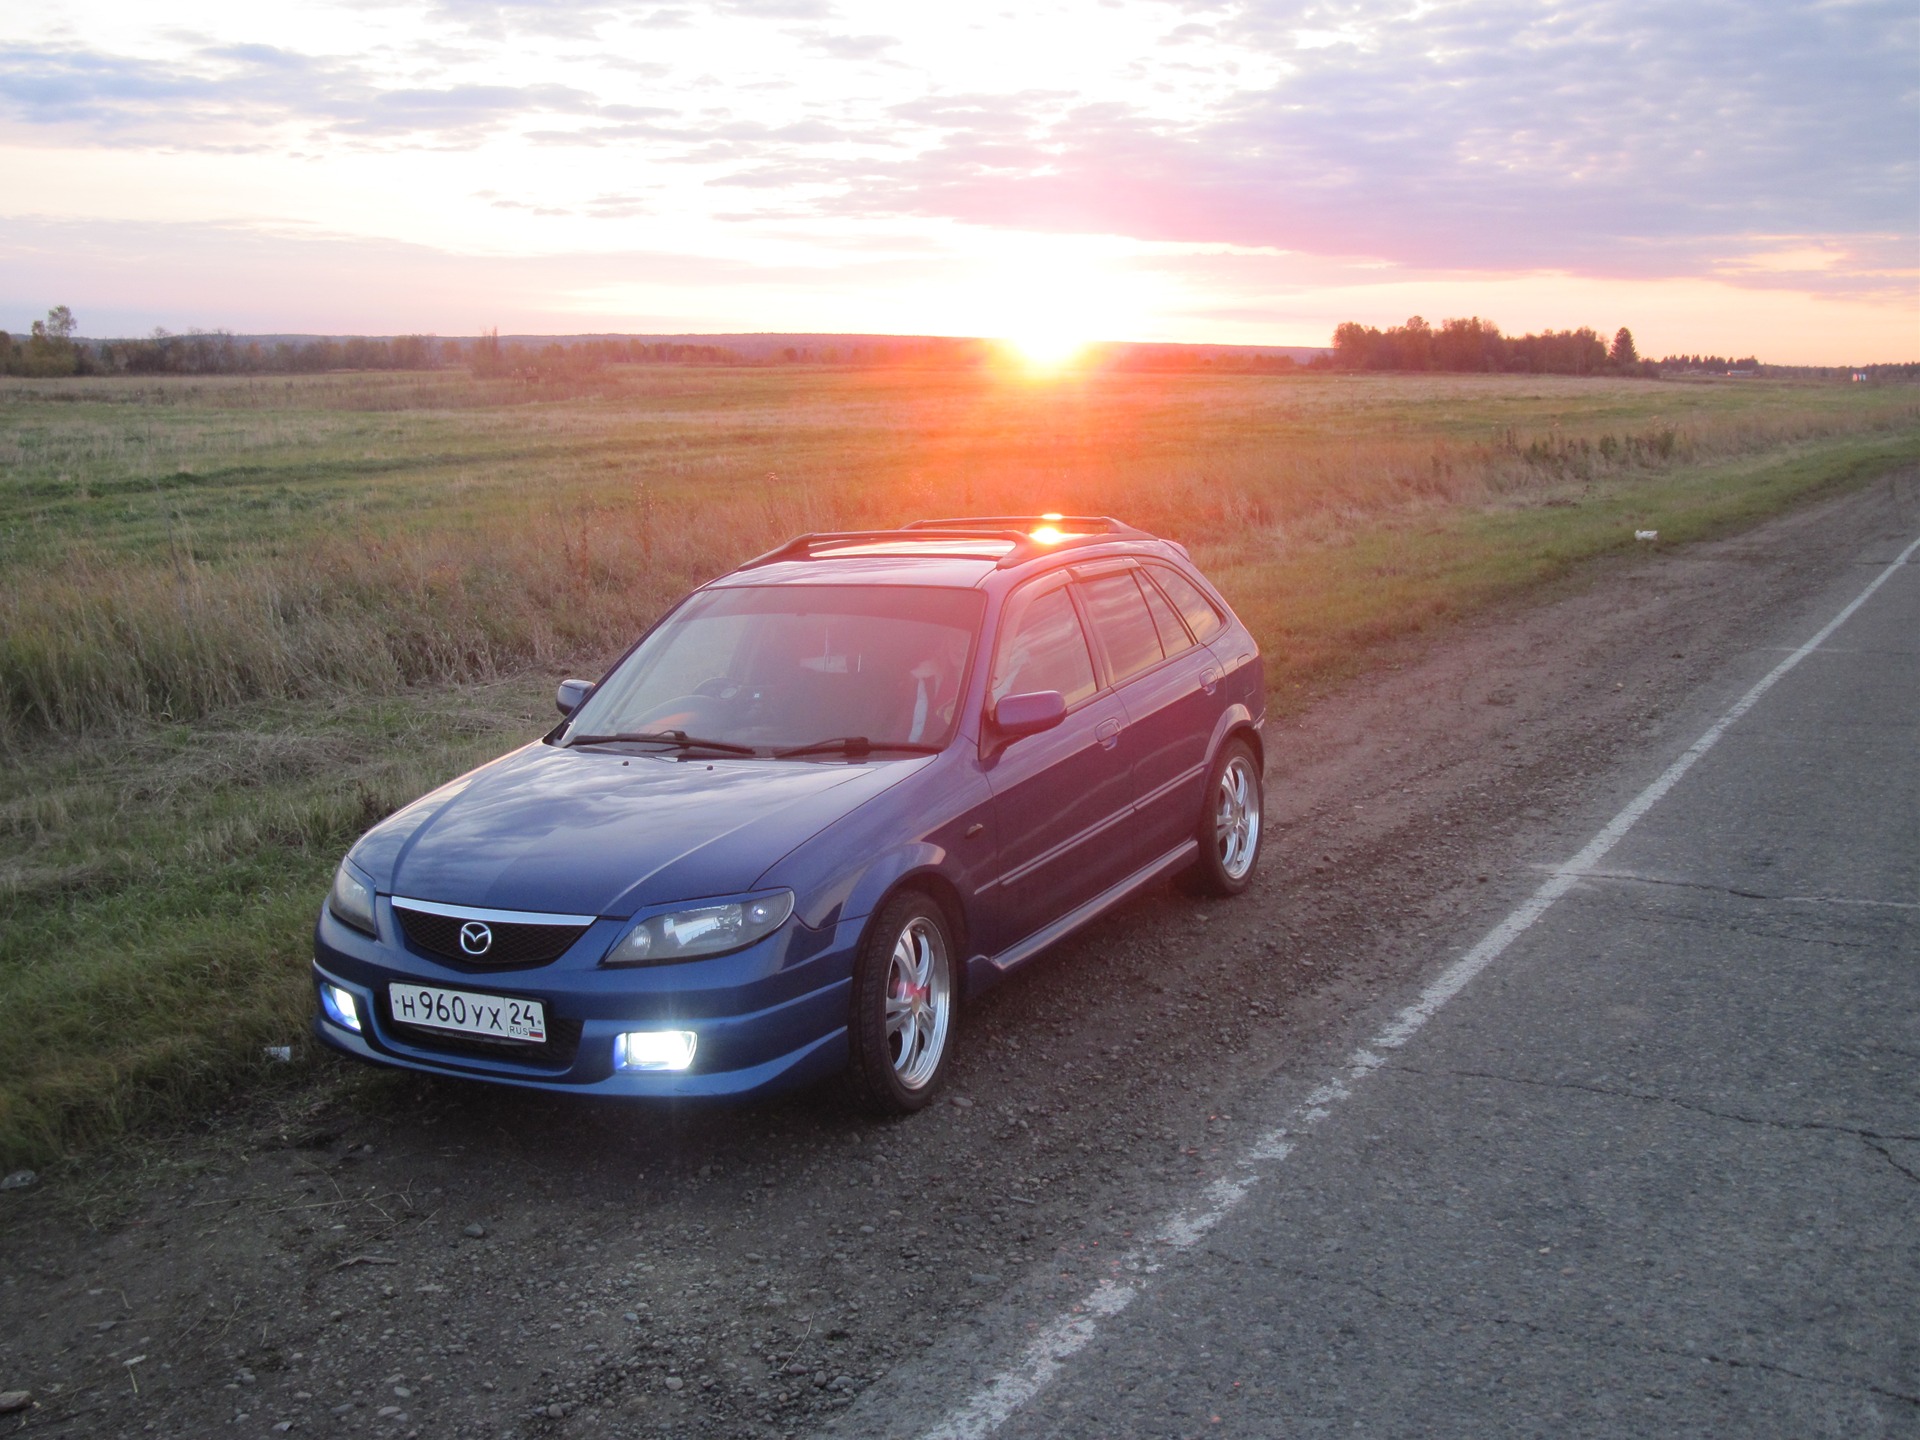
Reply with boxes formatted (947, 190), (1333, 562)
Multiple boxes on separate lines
(312, 516), (1265, 1112)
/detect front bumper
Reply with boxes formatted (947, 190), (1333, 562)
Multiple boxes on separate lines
(310, 897), (860, 1099)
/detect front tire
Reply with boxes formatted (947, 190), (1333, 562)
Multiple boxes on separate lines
(848, 892), (958, 1114)
(1188, 737), (1263, 896)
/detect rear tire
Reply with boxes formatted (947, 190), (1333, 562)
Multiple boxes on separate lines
(1187, 737), (1263, 897)
(847, 892), (958, 1114)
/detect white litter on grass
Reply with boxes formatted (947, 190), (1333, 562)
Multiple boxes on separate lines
(914, 528), (1920, 1440)
(1636, 529), (1659, 541)
(263, 1046), (293, 1063)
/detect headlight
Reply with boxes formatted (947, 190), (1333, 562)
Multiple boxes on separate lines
(327, 860), (378, 936)
(604, 890), (795, 966)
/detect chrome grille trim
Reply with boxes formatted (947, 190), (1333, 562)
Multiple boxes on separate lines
(391, 896), (598, 926)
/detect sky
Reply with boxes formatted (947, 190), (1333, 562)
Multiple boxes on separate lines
(1, 0), (1915, 363)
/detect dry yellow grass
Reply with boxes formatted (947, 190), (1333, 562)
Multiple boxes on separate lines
(4, 366), (1914, 748)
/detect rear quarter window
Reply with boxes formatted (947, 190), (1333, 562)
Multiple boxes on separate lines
(1145, 564), (1225, 643)
(1137, 571), (1193, 656)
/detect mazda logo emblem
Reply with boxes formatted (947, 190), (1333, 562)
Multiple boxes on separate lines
(459, 921), (494, 956)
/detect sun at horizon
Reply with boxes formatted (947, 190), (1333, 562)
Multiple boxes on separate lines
(1003, 330), (1092, 373)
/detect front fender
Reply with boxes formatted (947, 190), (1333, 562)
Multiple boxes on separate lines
(756, 754), (994, 936)
(827, 841), (954, 933)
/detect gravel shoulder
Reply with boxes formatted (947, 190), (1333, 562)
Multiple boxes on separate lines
(3, 471), (1915, 1440)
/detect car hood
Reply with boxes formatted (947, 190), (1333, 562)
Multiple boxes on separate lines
(349, 742), (921, 917)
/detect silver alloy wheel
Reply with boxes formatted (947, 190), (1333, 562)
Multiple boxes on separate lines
(884, 914), (952, 1090)
(1214, 753), (1262, 881)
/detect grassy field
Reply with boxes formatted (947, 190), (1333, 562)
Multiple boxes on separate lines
(2, 363), (1916, 1165)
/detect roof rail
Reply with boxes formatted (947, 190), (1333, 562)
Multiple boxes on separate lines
(736, 518), (1153, 571)
(736, 528), (1023, 570)
(902, 514), (1142, 535)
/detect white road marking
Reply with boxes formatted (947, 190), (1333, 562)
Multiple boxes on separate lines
(916, 531), (1920, 1440)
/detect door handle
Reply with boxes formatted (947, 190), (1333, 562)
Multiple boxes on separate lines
(1096, 716), (1123, 749)
(1200, 664), (1221, 695)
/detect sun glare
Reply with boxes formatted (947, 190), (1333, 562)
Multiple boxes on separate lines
(1005, 330), (1089, 373)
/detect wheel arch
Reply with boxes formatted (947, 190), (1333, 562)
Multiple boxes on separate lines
(843, 868), (967, 1114)
(1226, 719), (1264, 773)
(1206, 701), (1264, 774)
(864, 869), (971, 995)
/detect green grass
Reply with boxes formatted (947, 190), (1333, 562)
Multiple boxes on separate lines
(0, 683), (551, 1162)
(1, 364), (1915, 1166)
(1218, 428), (1920, 701)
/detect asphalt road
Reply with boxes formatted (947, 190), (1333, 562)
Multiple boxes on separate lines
(847, 526), (1920, 1438)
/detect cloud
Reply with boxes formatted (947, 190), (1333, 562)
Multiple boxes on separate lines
(7, 208), (1905, 363)
(709, 0), (836, 17)
(0, 213), (798, 335)
(423, 0), (624, 41)
(755, 0), (1916, 293)
(792, 30), (899, 60)
(337, 82), (597, 137)
(583, 190), (654, 218)
(482, 193), (574, 215)
(887, 92), (1072, 135)
(0, 44), (237, 126)
(1, 0), (1909, 318)
(0, 42), (607, 147)
(593, 56), (673, 76)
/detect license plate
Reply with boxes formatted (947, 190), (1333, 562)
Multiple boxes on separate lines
(389, 983), (546, 1043)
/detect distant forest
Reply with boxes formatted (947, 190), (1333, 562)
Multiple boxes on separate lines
(1333, 316), (1656, 375)
(4, 306), (1914, 383)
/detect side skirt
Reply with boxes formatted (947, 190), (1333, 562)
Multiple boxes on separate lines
(964, 839), (1200, 993)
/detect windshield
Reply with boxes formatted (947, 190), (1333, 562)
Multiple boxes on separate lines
(565, 584), (984, 755)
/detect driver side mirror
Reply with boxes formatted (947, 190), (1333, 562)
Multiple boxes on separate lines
(555, 677), (593, 716)
(991, 689), (1067, 743)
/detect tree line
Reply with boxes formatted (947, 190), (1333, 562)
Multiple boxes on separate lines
(8, 305), (1911, 383)
(0, 309), (450, 378)
(0, 310), (997, 379)
(0, 306), (86, 377)
(1653, 353), (1763, 374)
(1330, 316), (1653, 375)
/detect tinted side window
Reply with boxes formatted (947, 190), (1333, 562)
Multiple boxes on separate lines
(1147, 564), (1224, 643)
(1079, 571), (1165, 686)
(1138, 571), (1193, 656)
(991, 583), (1097, 707)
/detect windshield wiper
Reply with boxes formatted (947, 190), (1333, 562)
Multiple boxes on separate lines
(566, 729), (757, 756)
(772, 736), (943, 760)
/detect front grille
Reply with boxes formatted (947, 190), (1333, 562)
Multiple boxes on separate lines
(394, 904), (590, 969)
(378, 997), (584, 1070)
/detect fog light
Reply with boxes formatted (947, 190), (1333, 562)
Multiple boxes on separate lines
(615, 1030), (697, 1072)
(321, 983), (362, 1034)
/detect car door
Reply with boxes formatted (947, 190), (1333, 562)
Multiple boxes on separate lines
(978, 572), (1136, 955)
(1077, 564), (1221, 862)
